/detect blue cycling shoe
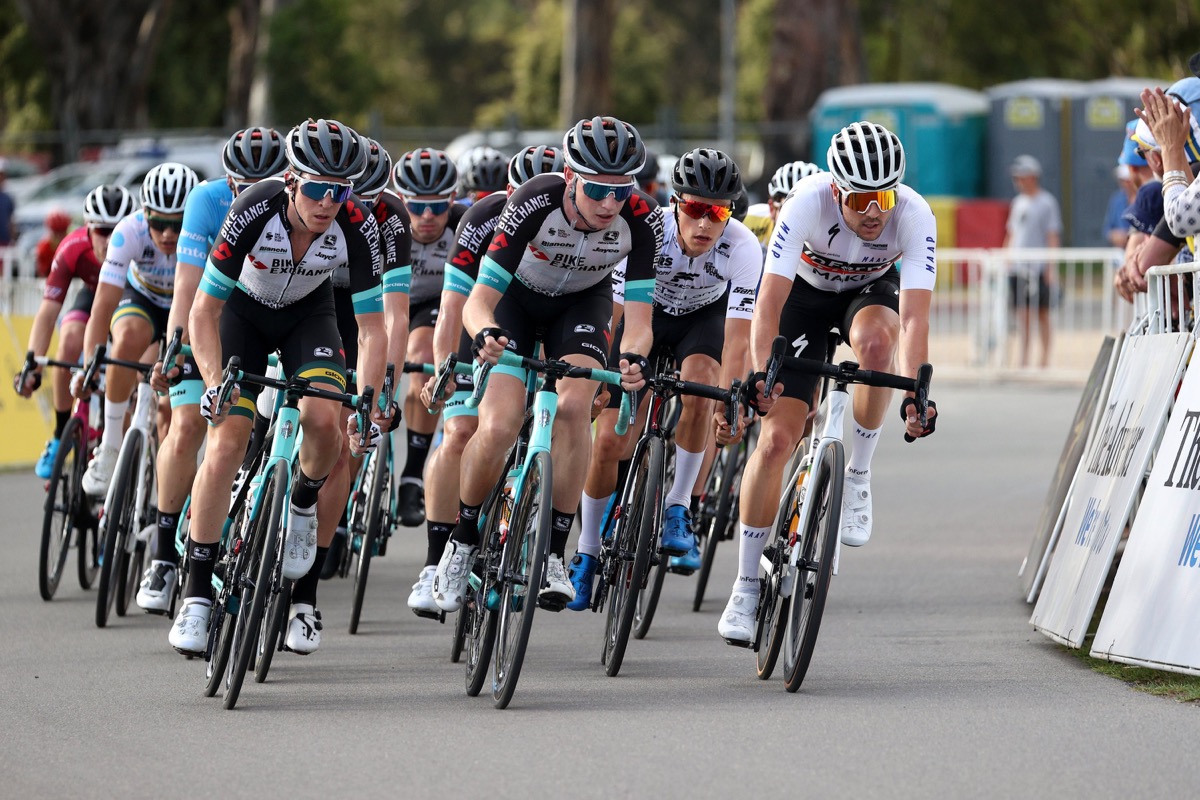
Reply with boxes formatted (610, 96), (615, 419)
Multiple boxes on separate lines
(660, 504), (695, 556)
(669, 543), (702, 575)
(566, 552), (597, 611)
(35, 438), (59, 480)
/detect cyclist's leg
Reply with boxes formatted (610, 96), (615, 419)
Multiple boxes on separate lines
(398, 302), (438, 524)
(53, 295), (90, 422)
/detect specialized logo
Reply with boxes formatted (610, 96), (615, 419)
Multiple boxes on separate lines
(827, 224), (840, 249)
(792, 334), (808, 357)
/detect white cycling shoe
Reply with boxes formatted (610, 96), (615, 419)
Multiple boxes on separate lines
(284, 604), (322, 654)
(717, 589), (758, 644)
(407, 566), (441, 619)
(840, 473), (873, 547)
(282, 508), (318, 580)
(81, 444), (119, 497)
(136, 560), (177, 614)
(169, 599), (211, 655)
(538, 555), (575, 608)
(433, 541), (477, 612)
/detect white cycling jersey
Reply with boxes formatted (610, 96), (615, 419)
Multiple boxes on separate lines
(765, 175), (937, 293)
(98, 210), (177, 308)
(613, 213), (762, 319)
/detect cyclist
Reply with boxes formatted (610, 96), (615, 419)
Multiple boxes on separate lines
(567, 147), (760, 609)
(168, 118), (391, 656)
(135, 128), (287, 615)
(457, 145), (508, 203)
(743, 160), (825, 249)
(717, 122), (938, 644)
(14, 185), (134, 479)
(432, 116), (662, 612)
(391, 148), (466, 528)
(408, 144), (563, 618)
(74, 163), (199, 497)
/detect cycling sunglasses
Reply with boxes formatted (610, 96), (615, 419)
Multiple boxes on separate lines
(677, 198), (733, 224)
(89, 225), (116, 237)
(297, 177), (354, 203)
(841, 188), (897, 213)
(405, 199), (452, 216)
(146, 216), (183, 234)
(578, 178), (635, 202)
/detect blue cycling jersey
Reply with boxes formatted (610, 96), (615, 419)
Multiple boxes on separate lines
(177, 179), (233, 269)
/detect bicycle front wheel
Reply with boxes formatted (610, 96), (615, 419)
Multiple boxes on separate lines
(782, 442), (843, 693)
(694, 439), (743, 612)
(349, 437), (389, 634)
(94, 429), (142, 628)
(40, 416), (83, 600)
(254, 577), (291, 684)
(492, 451), (552, 709)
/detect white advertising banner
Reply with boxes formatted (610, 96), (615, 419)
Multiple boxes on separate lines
(1092, 353), (1200, 675)
(1030, 332), (1193, 648)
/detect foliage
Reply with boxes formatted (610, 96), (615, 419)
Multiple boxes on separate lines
(0, 16), (51, 143)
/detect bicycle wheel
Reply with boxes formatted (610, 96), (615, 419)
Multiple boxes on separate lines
(168, 501), (191, 619)
(204, 599), (233, 698)
(116, 446), (154, 617)
(756, 466), (804, 679)
(254, 577), (291, 684)
(77, 522), (101, 590)
(602, 437), (662, 677)
(224, 465), (286, 709)
(633, 549), (667, 640)
(116, 541), (146, 616)
(782, 442), (843, 693)
(40, 417), (83, 600)
(694, 440), (743, 612)
(95, 429), (142, 628)
(492, 450), (552, 709)
(349, 437), (389, 634)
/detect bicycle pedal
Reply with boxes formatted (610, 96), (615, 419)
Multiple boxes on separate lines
(668, 565), (695, 577)
(537, 595), (567, 612)
(722, 637), (752, 649)
(282, 645), (312, 656)
(411, 608), (441, 621)
(142, 608), (171, 618)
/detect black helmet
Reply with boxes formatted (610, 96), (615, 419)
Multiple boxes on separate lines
(84, 184), (135, 225)
(671, 148), (742, 201)
(636, 148), (660, 187)
(731, 186), (749, 222)
(507, 145), (564, 188)
(223, 127), (287, 181)
(459, 146), (508, 194)
(393, 148), (458, 196)
(355, 137), (393, 199)
(285, 118), (367, 181)
(562, 116), (646, 176)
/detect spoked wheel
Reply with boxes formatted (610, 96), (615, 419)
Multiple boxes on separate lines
(694, 440), (743, 612)
(601, 437), (662, 677)
(782, 443), (843, 693)
(757, 457), (807, 680)
(224, 466), (286, 709)
(116, 540), (146, 616)
(95, 430), (142, 628)
(492, 451), (552, 709)
(40, 417), (83, 600)
(349, 438), (389, 634)
(204, 599), (234, 698)
(254, 578), (291, 684)
(77, 523), (101, 590)
(633, 549), (667, 640)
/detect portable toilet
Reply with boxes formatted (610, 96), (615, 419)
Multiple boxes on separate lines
(810, 83), (989, 197)
(1071, 77), (1166, 247)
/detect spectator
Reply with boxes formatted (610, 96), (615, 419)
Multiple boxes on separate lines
(1138, 63), (1200, 245)
(0, 159), (15, 277)
(35, 208), (72, 278)
(1004, 154), (1061, 369)
(1102, 165), (1136, 248)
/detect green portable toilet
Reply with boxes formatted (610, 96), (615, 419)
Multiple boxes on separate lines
(809, 83), (989, 197)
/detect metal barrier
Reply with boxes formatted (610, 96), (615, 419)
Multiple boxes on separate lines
(930, 247), (1131, 377)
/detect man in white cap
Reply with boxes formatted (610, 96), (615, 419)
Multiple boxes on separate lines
(1004, 154), (1061, 369)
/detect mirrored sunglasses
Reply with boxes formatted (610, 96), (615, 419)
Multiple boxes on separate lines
(146, 216), (183, 234)
(298, 178), (353, 203)
(842, 189), (896, 213)
(405, 199), (451, 216)
(579, 179), (635, 202)
(677, 198), (733, 223)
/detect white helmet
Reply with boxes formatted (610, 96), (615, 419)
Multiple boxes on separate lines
(767, 160), (824, 199)
(83, 184), (135, 225)
(141, 162), (198, 214)
(826, 122), (905, 192)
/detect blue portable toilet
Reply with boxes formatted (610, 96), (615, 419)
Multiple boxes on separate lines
(809, 83), (989, 197)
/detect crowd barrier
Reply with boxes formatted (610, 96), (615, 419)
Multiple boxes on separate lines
(1024, 262), (1200, 676)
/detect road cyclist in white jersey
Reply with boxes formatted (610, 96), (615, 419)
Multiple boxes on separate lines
(743, 160), (825, 251)
(716, 121), (939, 644)
(168, 118), (393, 656)
(568, 147), (761, 609)
(408, 145), (564, 618)
(134, 128), (289, 616)
(74, 162), (199, 498)
(432, 116), (663, 613)
(392, 148), (467, 529)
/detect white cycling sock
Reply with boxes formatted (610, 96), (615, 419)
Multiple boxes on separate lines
(576, 491), (610, 557)
(665, 445), (704, 509)
(847, 420), (881, 477)
(101, 399), (129, 450)
(735, 522), (771, 593)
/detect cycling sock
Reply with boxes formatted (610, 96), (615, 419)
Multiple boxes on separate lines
(183, 538), (216, 602)
(54, 410), (70, 438)
(291, 468), (326, 509)
(291, 546), (327, 606)
(101, 398), (129, 450)
(426, 521), (454, 566)
(551, 510), (575, 558)
(400, 430), (432, 480)
(847, 421), (881, 477)
(451, 501), (482, 547)
(665, 445), (704, 508)
(154, 510), (179, 564)
(577, 492), (610, 557)
(735, 523), (771, 592)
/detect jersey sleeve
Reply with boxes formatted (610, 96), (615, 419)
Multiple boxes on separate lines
(198, 190), (272, 301)
(723, 222), (763, 319)
(378, 194), (412, 296)
(617, 191), (663, 305)
(764, 190), (822, 281)
(610, 258), (628, 306)
(445, 195), (504, 298)
(43, 237), (81, 302)
(99, 215), (141, 290)
(895, 197), (937, 292)
(477, 176), (561, 294)
(344, 198), (384, 315)
(178, 183), (224, 269)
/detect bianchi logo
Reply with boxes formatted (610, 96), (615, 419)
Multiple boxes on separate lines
(314, 346), (333, 357)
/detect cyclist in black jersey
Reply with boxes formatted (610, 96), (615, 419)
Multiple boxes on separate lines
(168, 119), (393, 657)
(392, 148), (467, 528)
(457, 145), (508, 203)
(406, 145), (564, 618)
(432, 116), (662, 613)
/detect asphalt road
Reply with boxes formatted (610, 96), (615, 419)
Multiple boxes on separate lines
(3, 382), (1197, 799)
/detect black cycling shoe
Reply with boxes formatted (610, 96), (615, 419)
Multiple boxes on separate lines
(319, 532), (345, 580)
(398, 482), (426, 527)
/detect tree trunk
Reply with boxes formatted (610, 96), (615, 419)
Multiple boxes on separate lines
(225, 0), (263, 129)
(559, 0), (615, 128)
